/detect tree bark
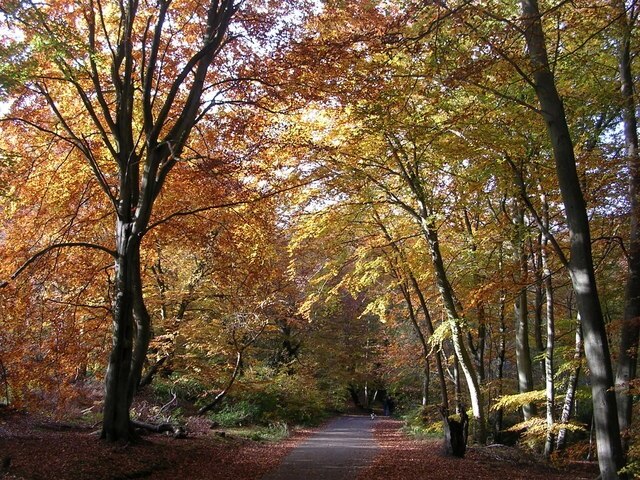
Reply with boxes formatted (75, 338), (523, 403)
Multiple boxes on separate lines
(613, 0), (640, 453)
(514, 205), (535, 420)
(520, 1), (625, 476)
(440, 406), (469, 457)
(541, 195), (555, 458)
(532, 234), (547, 377)
(422, 362), (430, 406)
(421, 217), (485, 442)
(556, 316), (583, 451)
(102, 225), (138, 441)
(494, 284), (507, 442)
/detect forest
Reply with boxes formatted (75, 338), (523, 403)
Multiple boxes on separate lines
(0, 0), (638, 479)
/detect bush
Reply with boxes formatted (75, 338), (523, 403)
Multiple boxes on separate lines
(254, 372), (328, 425)
(152, 374), (209, 401)
(403, 405), (444, 439)
(207, 400), (261, 427)
(209, 372), (329, 427)
(249, 422), (290, 441)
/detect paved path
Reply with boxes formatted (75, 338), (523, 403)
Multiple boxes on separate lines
(261, 415), (379, 480)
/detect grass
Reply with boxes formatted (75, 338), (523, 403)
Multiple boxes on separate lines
(222, 422), (290, 442)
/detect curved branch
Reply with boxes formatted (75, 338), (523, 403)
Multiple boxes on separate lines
(145, 177), (322, 233)
(198, 350), (242, 416)
(0, 242), (117, 289)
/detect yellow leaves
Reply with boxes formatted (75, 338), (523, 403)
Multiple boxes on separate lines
(503, 416), (586, 447)
(428, 320), (452, 349)
(491, 390), (546, 413)
(360, 296), (388, 323)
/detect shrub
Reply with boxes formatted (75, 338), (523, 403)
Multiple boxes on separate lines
(152, 374), (209, 401)
(207, 400), (261, 427)
(403, 405), (444, 439)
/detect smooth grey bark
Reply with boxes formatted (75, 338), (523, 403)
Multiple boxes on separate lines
(556, 316), (583, 451)
(513, 206), (535, 420)
(533, 239), (545, 357)
(541, 195), (555, 458)
(520, 1), (625, 476)
(494, 274), (507, 441)
(613, 0), (640, 451)
(103, 224), (139, 441)
(532, 234), (546, 377)
(422, 362), (430, 406)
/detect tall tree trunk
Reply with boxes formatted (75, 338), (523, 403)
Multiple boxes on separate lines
(128, 247), (152, 405)
(520, 1), (625, 476)
(613, 0), (640, 452)
(494, 283), (507, 442)
(541, 195), (555, 458)
(423, 361), (430, 406)
(421, 217), (486, 442)
(453, 354), (462, 413)
(556, 316), (583, 451)
(514, 206), (535, 420)
(533, 235), (546, 377)
(102, 220), (138, 442)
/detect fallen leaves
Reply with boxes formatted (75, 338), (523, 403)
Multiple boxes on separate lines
(357, 418), (599, 480)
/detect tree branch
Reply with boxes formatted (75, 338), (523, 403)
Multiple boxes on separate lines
(145, 177), (321, 233)
(504, 155), (569, 267)
(0, 242), (117, 289)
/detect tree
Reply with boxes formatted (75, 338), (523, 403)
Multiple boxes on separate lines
(519, 0), (625, 476)
(0, 0), (261, 441)
(613, 0), (640, 451)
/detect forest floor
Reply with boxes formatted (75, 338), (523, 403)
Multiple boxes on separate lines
(0, 409), (600, 480)
(360, 418), (599, 480)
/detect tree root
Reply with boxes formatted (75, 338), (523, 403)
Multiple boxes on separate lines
(130, 419), (186, 439)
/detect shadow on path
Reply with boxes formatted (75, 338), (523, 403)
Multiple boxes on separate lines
(261, 415), (379, 480)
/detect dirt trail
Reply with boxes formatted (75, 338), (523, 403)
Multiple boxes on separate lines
(261, 415), (379, 480)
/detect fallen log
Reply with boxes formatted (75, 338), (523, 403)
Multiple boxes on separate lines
(130, 419), (186, 439)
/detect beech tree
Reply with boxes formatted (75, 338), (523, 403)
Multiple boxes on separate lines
(519, 1), (624, 477)
(0, 0), (271, 441)
(613, 0), (640, 450)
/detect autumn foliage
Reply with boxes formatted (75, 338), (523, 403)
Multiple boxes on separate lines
(0, 0), (639, 478)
